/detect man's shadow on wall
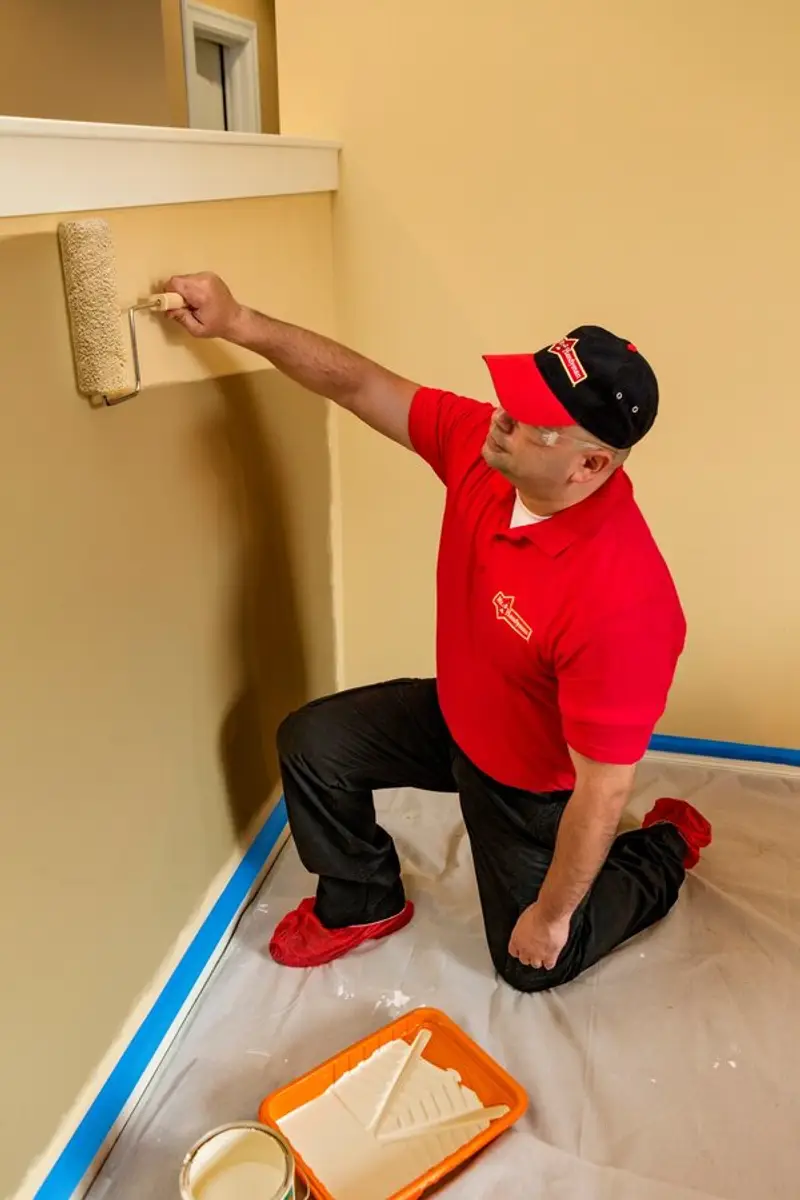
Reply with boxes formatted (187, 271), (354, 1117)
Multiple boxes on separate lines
(198, 368), (334, 842)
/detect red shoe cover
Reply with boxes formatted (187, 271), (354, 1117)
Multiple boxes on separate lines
(269, 897), (414, 968)
(642, 797), (712, 869)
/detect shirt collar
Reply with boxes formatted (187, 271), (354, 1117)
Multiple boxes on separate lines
(497, 469), (633, 556)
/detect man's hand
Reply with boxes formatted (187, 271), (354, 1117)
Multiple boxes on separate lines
(163, 272), (245, 340)
(508, 902), (571, 970)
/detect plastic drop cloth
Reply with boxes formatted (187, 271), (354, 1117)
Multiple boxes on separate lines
(89, 757), (800, 1199)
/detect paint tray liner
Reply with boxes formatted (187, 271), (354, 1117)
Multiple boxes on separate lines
(259, 1006), (527, 1200)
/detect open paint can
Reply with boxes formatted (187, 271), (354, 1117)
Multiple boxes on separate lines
(180, 1121), (308, 1200)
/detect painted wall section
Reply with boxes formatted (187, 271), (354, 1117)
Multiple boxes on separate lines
(0, 0), (172, 126)
(276, 0), (800, 747)
(0, 195), (336, 1198)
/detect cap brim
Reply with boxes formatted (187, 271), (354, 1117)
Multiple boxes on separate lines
(483, 354), (576, 428)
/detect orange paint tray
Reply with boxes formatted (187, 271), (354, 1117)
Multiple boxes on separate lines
(258, 1006), (528, 1200)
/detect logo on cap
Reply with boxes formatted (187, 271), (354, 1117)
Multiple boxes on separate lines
(549, 337), (587, 387)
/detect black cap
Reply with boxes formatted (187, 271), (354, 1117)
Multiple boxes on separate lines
(483, 325), (659, 449)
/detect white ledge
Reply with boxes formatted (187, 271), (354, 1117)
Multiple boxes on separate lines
(0, 117), (340, 218)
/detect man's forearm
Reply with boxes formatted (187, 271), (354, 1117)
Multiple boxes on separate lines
(229, 307), (395, 410)
(537, 783), (630, 923)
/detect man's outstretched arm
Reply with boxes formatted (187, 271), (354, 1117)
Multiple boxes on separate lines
(165, 272), (419, 448)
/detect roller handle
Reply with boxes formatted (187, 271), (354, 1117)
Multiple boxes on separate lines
(148, 291), (186, 312)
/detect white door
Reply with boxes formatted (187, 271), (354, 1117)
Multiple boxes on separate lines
(182, 2), (262, 133)
(192, 36), (228, 131)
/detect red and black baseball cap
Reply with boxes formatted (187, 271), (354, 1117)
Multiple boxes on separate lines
(483, 326), (658, 449)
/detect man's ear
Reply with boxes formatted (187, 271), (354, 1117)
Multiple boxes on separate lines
(572, 450), (615, 483)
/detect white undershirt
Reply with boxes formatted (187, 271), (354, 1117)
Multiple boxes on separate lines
(510, 492), (552, 529)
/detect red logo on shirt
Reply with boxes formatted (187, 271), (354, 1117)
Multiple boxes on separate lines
(493, 592), (532, 642)
(549, 337), (587, 386)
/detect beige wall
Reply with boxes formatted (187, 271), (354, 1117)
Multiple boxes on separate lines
(277, 0), (800, 748)
(161, 0), (280, 131)
(161, 0), (191, 127)
(0, 0), (172, 125)
(0, 194), (336, 1198)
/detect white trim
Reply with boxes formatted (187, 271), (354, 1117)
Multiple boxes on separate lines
(14, 790), (288, 1200)
(0, 116), (336, 147)
(182, 1), (262, 133)
(645, 749), (800, 780)
(0, 118), (339, 217)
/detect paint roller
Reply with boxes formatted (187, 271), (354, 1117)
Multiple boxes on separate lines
(57, 218), (185, 406)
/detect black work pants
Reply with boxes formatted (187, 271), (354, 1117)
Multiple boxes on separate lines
(277, 679), (686, 993)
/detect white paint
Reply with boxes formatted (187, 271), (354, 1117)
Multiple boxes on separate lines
(182, 1), (261, 134)
(185, 1128), (289, 1200)
(366, 1028), (431, 1132)
(375, 988), (411, 1013)
(278, 1038), (492, 1200)
(0, 118), (340, 218)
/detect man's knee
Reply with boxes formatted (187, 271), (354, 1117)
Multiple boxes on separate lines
(277, 702), (323, 765)
(277, 696), (348, 789)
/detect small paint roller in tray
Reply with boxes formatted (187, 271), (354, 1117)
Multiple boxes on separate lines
(258, 1007), (528, 1200)
(57, 217), (185, 406)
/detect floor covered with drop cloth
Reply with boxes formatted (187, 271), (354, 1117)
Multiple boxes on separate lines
(89, 757), (800, 1200)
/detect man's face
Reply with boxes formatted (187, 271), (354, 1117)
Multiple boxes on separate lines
(481, 407), (603, 494)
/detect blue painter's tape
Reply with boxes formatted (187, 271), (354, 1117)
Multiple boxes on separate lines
(35, 797), (289, 1200)
(650, 734), (800, 768)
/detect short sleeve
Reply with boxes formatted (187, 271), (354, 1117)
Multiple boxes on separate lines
(408, 387), (492, 486)
(556, 603), (686, 765)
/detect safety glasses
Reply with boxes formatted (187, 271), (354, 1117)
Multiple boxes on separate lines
(525, 425), (607, 452)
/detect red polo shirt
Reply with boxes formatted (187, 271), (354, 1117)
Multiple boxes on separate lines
(409, 387), (686, 792)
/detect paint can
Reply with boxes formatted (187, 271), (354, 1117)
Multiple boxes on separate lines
(180, 1121), (309, 1200)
